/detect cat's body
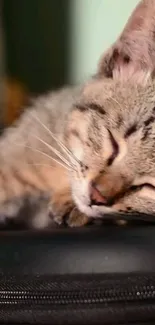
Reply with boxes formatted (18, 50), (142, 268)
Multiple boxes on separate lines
(0, 86), (81, 228)
(1, 0), (155, 229)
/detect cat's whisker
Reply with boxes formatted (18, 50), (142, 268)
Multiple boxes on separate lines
(32, 134), (76, 170)
(27, 147), (72, 171)
(54, 140), (79, 167)
(26, 163), (56, 167)
(75, 163), (83, 178)
(60, 145), (82, 170)
(14, 142), (72, 171)
(30, 111), (80, 167)
(53, 142), (80, 170)
(109, 96), (127, 110)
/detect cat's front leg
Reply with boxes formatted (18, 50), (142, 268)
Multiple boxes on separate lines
(49, 190), (74, 225)
(49, 192), (90, 227)
(66, 207), (90, 227)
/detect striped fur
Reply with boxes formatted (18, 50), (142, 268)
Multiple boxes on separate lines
(2, 0), (155, 228)
(0, 86), (81, 228)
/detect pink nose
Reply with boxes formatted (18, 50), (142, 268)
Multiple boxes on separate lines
(90, 185), (107, 205)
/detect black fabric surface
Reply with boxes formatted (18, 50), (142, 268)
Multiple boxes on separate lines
(0, 225), (155, 275)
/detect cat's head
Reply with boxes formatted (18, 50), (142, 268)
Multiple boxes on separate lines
(66, 0), (155, 218)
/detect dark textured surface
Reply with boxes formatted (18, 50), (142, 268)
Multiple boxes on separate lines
(0, 304), (154, 325)
(0, 225), (155, 275)
(0, 226), (154, 324)
(0, 227), (155, 324)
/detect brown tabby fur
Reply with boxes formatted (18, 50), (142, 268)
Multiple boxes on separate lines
(1, 0), (155, 228)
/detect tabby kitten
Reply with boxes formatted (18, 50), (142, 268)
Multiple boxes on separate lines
(1, 0), (155, 228)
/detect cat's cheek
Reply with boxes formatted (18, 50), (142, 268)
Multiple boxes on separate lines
(68, 135), (84, 162)
(139, 187), (155, 201)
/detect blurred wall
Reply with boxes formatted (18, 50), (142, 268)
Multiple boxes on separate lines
(2, 0), (140, 124)
(0, 0), (5, 123)
(3, 0), (140, 90)
(2, 0), (71, 124)
(3, 0), (70, 94)
(69, 0), (140, 84)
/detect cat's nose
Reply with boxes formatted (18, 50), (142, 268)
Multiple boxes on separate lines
(90, 184), (112, 206)
(90, 173), (128, 207)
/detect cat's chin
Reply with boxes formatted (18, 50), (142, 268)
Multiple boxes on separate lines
(73, 195), (114, 219)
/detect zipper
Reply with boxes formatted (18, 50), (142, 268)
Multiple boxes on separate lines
(1, 277), (155, 306)
(1, 276), (155, 324)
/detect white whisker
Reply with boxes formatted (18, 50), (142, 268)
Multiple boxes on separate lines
(30, 111), (80, 166)
(109, 96), (127, 110)
(14, 142), (72, 171)
(26, 163), (55, 167)
(32, 134), (74, 169)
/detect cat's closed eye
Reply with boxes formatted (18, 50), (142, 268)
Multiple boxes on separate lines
(129, 183), (155, 193)
(107, 130), (119, 166)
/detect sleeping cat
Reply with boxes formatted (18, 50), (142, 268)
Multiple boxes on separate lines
(67, 72), (155, 225)
(1, 0), (155, 228)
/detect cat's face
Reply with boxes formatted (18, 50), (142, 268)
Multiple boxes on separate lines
(65, 0), (155, 219)
(66, 77), (155, 218)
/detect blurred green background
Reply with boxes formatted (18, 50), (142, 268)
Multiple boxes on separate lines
(70, 0), (139, 84)
(3, 0), (139, 94)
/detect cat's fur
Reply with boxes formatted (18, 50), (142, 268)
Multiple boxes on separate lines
(0, 86), (82, 228)
(1, 0), (155, 228)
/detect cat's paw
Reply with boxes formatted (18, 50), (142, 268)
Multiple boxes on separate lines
(67, 207), (90, 227)
(49, 192), (74, 225)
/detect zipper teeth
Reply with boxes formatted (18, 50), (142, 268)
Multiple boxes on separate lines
(1, 286), (155, 305)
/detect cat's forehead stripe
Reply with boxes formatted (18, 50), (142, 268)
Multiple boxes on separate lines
(75, 103), (106, 115)
(124, 123), (137, 138)
(89, 103), (106, 115)
(144, 116), (155, 126)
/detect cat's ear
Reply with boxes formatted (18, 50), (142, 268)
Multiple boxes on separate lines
(97, 0), (155, 80)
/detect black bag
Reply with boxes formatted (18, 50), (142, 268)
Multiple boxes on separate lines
(1, 222), (155, 324)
